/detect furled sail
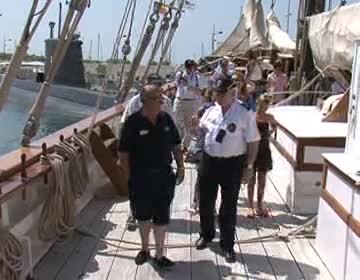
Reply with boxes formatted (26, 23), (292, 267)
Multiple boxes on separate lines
(307, 3), (360, 70)
(266, 11), (296, 53)
(249, 0), (266, 48)
(212, 0), (266, 57)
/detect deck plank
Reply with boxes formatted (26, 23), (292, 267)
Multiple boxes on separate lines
(266, 177), (335, 280)
(33, 198), (110, 279)
(187, 167), (220, 280)
(54, 200), (119, 280)
(34, 165), (333, 280)
(237, 188), (277, 280)
(241, 184), (305, 280)
(106, 223), (141, 280)
(215, 190), (248, 280)
(163, 166), (195, 279)
(80, 201), (129, 279)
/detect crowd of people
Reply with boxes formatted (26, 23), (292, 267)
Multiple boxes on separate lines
(117, 52), (286, 268)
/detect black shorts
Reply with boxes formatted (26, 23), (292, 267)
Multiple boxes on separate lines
(129, 168), (176, 225)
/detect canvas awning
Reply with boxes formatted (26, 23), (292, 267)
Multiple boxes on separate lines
(307, 3), (360, 71)
(266, 12), (296, 53)
(212, 0), (267, 57)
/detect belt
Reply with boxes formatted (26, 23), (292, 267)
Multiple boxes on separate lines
(176, 97), (196, 101)
(204, 153), (246, 161)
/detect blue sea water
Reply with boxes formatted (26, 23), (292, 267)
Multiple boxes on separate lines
(0, 87), (93, 155)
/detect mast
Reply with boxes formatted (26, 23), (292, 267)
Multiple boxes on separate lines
(286, 0), (292, 33)
(89, 39), (92, 61)
(97, 33), (100, 61)
(58, 1), (62, 38)
(295, 0), (325, 88)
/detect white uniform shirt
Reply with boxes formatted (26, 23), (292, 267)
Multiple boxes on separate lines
(199, 100), (260, 158)
(246, 61), (263, 82)
(120, 93), (173, 123)
(175, 71), (200, 100)
(214, 62), (235, 76)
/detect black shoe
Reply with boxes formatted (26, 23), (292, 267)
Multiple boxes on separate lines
(195, 236), (212, 250)
(127, 216), (138, 231)
(135, 250), (150, 265)
(223, 249), (236, 263)
(154, 256), (175, 268)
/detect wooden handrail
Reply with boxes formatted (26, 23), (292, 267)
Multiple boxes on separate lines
(0, 104), (124, 204)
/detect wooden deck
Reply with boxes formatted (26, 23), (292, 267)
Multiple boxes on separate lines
(34, 165), (334, 280)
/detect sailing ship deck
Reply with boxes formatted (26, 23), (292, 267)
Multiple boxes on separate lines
(34, 165), (334, 280)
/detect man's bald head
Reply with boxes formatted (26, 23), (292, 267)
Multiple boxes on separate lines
(142, 84), (163, 109)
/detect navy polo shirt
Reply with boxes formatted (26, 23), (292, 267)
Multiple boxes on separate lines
(119, 110), (181, 171)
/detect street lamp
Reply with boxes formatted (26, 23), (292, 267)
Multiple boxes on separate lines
(3, 38), (12, 56)
(211, 24), (223, 53)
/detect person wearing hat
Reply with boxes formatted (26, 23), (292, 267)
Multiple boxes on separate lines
(119, 83), (185, 268)
(174, 59), (201, 151)
(195, 76), (260, 263)
(119, 73), (173, 231)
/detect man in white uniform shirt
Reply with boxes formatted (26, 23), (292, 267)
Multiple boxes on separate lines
(174, 59), (201, 151)
(195, 77), (260, 263)
(119, 74), (173, 230)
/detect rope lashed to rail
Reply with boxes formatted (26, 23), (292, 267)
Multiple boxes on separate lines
(39, 132), (91, 242)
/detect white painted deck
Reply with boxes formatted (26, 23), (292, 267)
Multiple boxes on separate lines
(34, 165), (334, 280)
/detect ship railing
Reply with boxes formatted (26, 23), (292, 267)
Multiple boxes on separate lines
(0, 104), (124, 206)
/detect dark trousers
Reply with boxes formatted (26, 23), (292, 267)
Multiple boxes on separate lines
(198, 153), (245, 250)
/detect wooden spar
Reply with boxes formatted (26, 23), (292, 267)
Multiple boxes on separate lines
(296, 0), (326, 89)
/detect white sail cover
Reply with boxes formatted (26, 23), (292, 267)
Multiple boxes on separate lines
(307, 3), (360, 71)
(266, 12), (296, 53)
(249, 0), (266, 48)
(212, 0), (266, 57)
(244, 0), (256, 31)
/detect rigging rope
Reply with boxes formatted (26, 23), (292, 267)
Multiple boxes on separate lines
(0, 226), (24, 280)
(135, 0), (154, 54)
(86, 0), (139, 140)
(117, 0), (137, 90)
(141, 1), (175, 82)
(21, 0), (90, 146)
(156, 0), (186, 74)
(0, 0), (53, 113)
(116, 2), (161, 103)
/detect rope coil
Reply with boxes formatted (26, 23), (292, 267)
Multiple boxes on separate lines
(39, 132), (91, 242)
(0, 226), (24, 280)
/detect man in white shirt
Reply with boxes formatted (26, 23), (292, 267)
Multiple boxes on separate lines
(174, 59), (201, 150)
(119, 74), (173, 231)
(195, 76), (260, 263)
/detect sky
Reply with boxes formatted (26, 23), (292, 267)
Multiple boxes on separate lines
(1, 0), (359, 64)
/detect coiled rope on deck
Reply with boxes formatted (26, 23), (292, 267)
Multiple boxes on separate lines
(0, 226), (24, 280)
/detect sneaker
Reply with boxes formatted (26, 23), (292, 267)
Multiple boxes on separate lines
(127, 215), (138, 231)
(154, 256), (175, 268)
(135, 250), (150, 265)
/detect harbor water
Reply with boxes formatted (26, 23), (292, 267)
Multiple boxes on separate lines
(0, 87), (93, 155)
